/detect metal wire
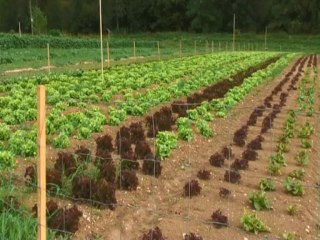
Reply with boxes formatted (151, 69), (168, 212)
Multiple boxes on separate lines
(1, 54), (319, 239)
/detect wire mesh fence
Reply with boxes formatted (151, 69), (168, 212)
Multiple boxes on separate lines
(1, 38), (284, 75)
(0, 53), (319, 239)
(1, 103), (319, 240)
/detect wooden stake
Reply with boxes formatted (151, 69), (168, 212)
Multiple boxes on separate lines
(179, 40), (182, 58)
(133, 41), (136, 58)
(157, 41), (160, 60)
(99, 0), (104, 80)
(226, 42), (228, 51)
(264, 26), (268, 50)
(205, 40), (209, 53)
(47, 43), (50, 74)
(19, 21), (21, 37)
(37, 85), (46, 240)
(233, 13), (236, 51)
(211, 40), (214, 53)
(194, 40), (197, 55)
(218, 41), (221, 51)
(29, 0), (33, 35)
(107, 41), (110, 68)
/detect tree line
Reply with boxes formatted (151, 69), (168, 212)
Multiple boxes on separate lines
(0, 0), (319, 34)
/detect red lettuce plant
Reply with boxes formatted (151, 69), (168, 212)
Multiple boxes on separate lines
(184, 180), (201, 197)
(117, 170), (139, 191)
(183, 233), (203, 240)
(142, 153), (162, 177)
(224, 170), (241, 183)
(211, 209), (228, 228)
(54, 152), (76, 176)
(197, 169), (211, 180)
(142, 227), (164, 240)
(209, 153), (225, 167)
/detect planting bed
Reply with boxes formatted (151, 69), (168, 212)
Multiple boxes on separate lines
(0, 52), (319, 239)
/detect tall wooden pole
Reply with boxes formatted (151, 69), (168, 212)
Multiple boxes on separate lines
(133, 41), (136, 58)
(211, 40), (214, 54)
(29, 0), (33, 35)
(107, 41), (110, 68)
(157, 41), (160, 60)
(233, 13), (236, 52)
(264, 26), (268, 50)
(205, 40), (208, 53)
(37, 86), (46, 240)
(47, 43), (50, 74)
(99, 0), (104, 80)
(19, 21), (21, 37)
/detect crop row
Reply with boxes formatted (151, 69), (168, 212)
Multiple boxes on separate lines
(0, 52), (277, 160)
(206, 56), (314, 235)
(0, 52), (261, 127)
(173, 53), (296, 144)
(0, 33), (167, 50)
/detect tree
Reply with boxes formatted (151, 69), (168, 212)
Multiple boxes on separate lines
(32, 6), (47, 34)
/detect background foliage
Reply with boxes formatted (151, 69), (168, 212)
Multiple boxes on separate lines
(0, 0), (319, 34)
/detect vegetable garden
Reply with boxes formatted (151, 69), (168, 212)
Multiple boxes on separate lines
(0, 50), (319, 239)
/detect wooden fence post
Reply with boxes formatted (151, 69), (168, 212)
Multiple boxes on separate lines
(133, 41), (136, 59)
(157, 41), (160, 60)
(37, 86), (46, 240)
(211, 40), (214, 54)
(233, 13), (236, 51)
(47, 43), (50, 74)
(107, 41), (110, 68)
(99, 0), (104, 80)
(205, 40), (208, 53)
(179, 40), (182, 58)
(19, 21), (21, 37)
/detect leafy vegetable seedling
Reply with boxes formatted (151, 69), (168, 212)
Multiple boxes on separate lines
(241, 210), (270, 234)
(249, 191), (272, 211)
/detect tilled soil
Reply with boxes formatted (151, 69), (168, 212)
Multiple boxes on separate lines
(14, 55), (320, 240)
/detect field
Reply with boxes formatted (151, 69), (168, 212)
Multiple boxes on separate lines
(1, 32), (320, 76)
(0, 33), (319, 240)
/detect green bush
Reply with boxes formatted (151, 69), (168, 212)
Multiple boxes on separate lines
(295, 150), (309, 166)
(53, 133), (70, 149)
(249, 191), (272, 211)
(241, 210), (270, 234)
(78, 127), (92, 139)
(8, 130), (37, 157)
(196, 119), (213, 137)
(177, 118), (193, 141)
(259, 178), (276, 191)
(0, 123), (10, 141)
(283, 177), (304, 196)
(0, 151), (15, 170)
(156, 131), (178, 160)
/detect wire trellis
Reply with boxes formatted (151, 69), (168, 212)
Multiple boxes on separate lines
(1, 54), (319, 240)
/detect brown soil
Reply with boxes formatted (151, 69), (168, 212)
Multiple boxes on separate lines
(14, 55), (320, 240)
(70, 56), (319, 239)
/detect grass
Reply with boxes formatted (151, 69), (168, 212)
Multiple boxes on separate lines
(1, 32), (320, 78)
(0, 172), (68, 240)
(0, 209), (70, 240)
